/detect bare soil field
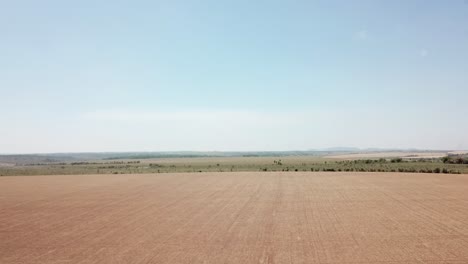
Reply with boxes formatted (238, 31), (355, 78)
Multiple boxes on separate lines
(134, 155), (325, 165)
(326, 151), (450, 160)
(1, 172), (468, 263)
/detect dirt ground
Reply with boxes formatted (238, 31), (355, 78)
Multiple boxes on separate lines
(1, 172), (468, 263)
(325, 151), (449, 159)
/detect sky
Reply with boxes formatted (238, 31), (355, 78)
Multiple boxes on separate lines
(1, 0), (468, 153)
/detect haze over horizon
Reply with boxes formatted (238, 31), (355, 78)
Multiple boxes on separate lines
(1, 0), (468, 153)
(1, 147), (466, 156)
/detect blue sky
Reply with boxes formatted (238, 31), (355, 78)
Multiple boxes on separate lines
(1, 0), (467, 153)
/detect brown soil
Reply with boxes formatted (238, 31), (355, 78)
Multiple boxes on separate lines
(1, 172), (468, 263)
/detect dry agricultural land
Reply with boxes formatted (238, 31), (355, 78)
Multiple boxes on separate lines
(325, 151), (451, 159)
(1, 172), (468, 263)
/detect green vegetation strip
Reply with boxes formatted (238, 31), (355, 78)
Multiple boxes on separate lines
(1, 156), (468, 176)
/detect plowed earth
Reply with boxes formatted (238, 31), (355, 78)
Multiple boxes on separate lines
(1, 172), (468, 263)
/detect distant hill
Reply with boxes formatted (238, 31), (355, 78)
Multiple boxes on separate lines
(316, 147), (361, 152)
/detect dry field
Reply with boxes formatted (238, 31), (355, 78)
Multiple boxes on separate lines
(326, 152), (450, 160)
(133, 155), (326, 165)
(1, 172), (468, 263)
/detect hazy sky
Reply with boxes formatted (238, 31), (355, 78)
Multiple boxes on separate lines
(1, 0), (468, 153)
